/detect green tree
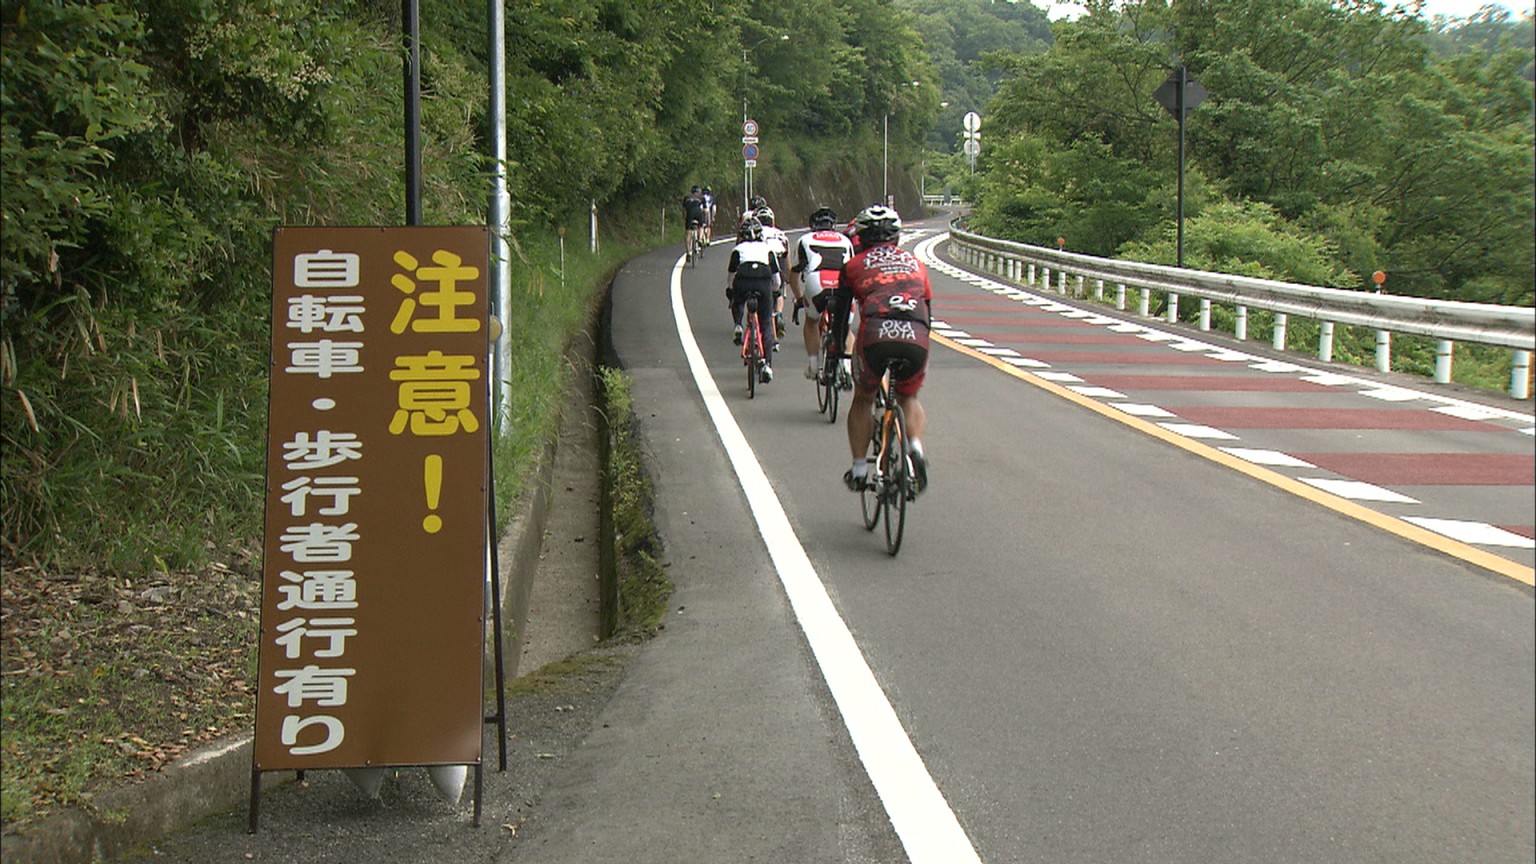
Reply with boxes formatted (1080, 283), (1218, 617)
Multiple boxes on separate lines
(970, 0), (1534, 304)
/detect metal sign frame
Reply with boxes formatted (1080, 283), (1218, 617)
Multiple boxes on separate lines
(251, 225), (505, 830)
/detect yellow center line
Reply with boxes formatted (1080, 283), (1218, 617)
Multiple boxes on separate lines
(933, 332), (1535, 587)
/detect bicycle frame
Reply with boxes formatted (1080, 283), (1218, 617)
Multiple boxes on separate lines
(859, 363), (912, 555)
(741, 295), (767, 398)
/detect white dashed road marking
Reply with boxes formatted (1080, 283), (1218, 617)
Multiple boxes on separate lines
(914, 232), (1534, 568)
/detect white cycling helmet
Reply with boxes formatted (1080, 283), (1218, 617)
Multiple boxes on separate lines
(854, 205), (901, 244)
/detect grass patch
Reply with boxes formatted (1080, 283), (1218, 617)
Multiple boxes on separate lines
(505, 652), (629, 699)
(599, 366), (673, 638)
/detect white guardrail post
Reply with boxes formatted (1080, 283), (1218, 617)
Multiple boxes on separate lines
(945, 220), (1535, 399)
(1435, 339), (1454, 384)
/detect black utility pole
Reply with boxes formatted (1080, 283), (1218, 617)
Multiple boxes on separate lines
(404, 0), (422, 225)
(1152, 66), (1207, 268)
(1175, 66), (1186, 267)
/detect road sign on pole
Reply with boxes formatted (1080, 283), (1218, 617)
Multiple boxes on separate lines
(742, 143), (759, 161)
(743, 119), (759, 137)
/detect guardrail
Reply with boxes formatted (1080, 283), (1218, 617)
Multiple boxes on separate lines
(922, 194), (967, 209)
(946, 220), (1535, 400)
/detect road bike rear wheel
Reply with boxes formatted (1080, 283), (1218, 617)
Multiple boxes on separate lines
(881, 403), (909, 555)
(747, 346), (758, 398)
(826, 365), (840, 423)
(859, 401), (882, 530)
(817, 339), (840, 422)
(746, 305), (764, 399)
(815, 339), (831, 414)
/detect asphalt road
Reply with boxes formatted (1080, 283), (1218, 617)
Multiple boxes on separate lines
(598, 216), (1533, 862)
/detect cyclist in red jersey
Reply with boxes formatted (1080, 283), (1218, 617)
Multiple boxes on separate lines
(831, 205), (931, 493)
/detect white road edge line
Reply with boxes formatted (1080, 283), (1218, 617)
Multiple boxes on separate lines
(669, 255), (984, 864)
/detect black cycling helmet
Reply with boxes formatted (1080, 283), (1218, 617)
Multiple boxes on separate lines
(854, 205), (901, 244)
(749, 195), (768, 210)
(738, 218), (763, 242)
(690, 185), (702, 194)
(754, 206), (775, 227)
(809, 207), (838, 229)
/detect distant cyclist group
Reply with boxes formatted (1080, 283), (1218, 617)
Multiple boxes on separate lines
(686, 184), (932, 512)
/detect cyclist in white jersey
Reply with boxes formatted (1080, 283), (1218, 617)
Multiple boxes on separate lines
(788, 207), (856, 381)
(754, 206), (790, 338)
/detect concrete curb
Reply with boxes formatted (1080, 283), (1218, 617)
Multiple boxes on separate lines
(0, 419), (565, 864)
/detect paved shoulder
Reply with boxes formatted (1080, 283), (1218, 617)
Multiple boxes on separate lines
(503, 246), (903, 862)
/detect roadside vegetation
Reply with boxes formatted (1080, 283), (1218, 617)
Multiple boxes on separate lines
(599, 367), (671, 639)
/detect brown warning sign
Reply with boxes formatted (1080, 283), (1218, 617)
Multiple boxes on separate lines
(254, 226), (490, 770)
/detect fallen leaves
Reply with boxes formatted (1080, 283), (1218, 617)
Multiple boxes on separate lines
(2, 556), (263, 824)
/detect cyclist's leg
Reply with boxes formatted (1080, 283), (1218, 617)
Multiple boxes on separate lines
(754, 282), (777, 359)
(803, 289), (826, 376)
(843, 342), (879, 488)
(891, 347), (930, 490)
(729, 283), (746, 342)
(891, 348), (929, 446)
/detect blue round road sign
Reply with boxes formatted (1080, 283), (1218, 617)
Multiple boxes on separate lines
(742, 143), (760, 161)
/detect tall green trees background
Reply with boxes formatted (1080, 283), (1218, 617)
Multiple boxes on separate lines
(0, 0), (937, 571)
(964, 0), (1534, 308)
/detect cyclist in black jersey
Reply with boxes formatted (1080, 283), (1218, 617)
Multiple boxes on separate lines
(727, 218), (781, 381)
(682, 186), (708, 257)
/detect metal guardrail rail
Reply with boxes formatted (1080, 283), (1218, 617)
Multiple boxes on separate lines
(946, 220), (1535, 399)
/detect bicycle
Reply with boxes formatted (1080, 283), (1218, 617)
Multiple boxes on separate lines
(858, 360), (914, 556)
(685, 223), (705, 267)
(813, 306), (846, 423)
(740, 294), (769, 398)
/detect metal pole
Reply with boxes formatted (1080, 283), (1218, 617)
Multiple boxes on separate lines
(883, 113), (889, 202)
(488, 0), (512, 429)
(742, 54), (749, 211)
(1175, 66), (1185, 269)
(403, 0), (422, 225)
